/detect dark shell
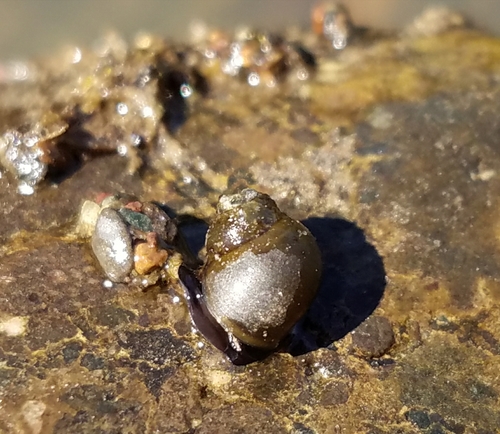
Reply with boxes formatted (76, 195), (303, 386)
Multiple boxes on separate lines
(202, 189), (322, 349)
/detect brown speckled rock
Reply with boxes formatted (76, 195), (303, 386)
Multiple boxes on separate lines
(350, 315), (395, 357)
(195, 404), (288, 434)
(1, 8), (500, 434)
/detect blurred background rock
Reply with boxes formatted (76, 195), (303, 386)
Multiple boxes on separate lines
(0, 0), (498, 59)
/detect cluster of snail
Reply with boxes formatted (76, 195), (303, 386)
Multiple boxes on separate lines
(80, 188), (322, 365)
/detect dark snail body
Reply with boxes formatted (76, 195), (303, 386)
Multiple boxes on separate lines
(180, 189), (322, 364)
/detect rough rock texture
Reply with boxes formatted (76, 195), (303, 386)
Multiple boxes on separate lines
(1, 9), (500, 434)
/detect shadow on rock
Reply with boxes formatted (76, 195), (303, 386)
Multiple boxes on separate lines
(176, 215), (209, 263)
(288, 217), (386, 356)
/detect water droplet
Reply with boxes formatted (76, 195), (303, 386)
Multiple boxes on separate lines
(71, 47), (82, 64)
(117, 144), (127, 156)
(141, 106), (153, 118)
(248, 72), (260, 86)
(18, 182), (34, 195)
(297, 68), (309, 81)
(180, 84), (192, 98)
(116, 102), (129, 115)
(103, 280), (113, 289)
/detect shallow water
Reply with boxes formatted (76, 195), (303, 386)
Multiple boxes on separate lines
(0, 0), (498, 59)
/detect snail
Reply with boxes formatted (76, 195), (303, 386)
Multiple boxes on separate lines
(179, 188), (322, 365)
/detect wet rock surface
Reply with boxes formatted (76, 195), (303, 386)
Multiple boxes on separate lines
(1, 6), (500, 434)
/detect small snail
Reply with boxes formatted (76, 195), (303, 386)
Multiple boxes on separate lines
(179, 189), (322, 365)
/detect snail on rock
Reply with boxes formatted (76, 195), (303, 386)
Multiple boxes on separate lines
(179, 188), (322, 365)
(80, 189), (322, 365)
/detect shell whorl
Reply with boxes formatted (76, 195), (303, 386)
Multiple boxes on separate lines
(205, 189), (283, 259)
